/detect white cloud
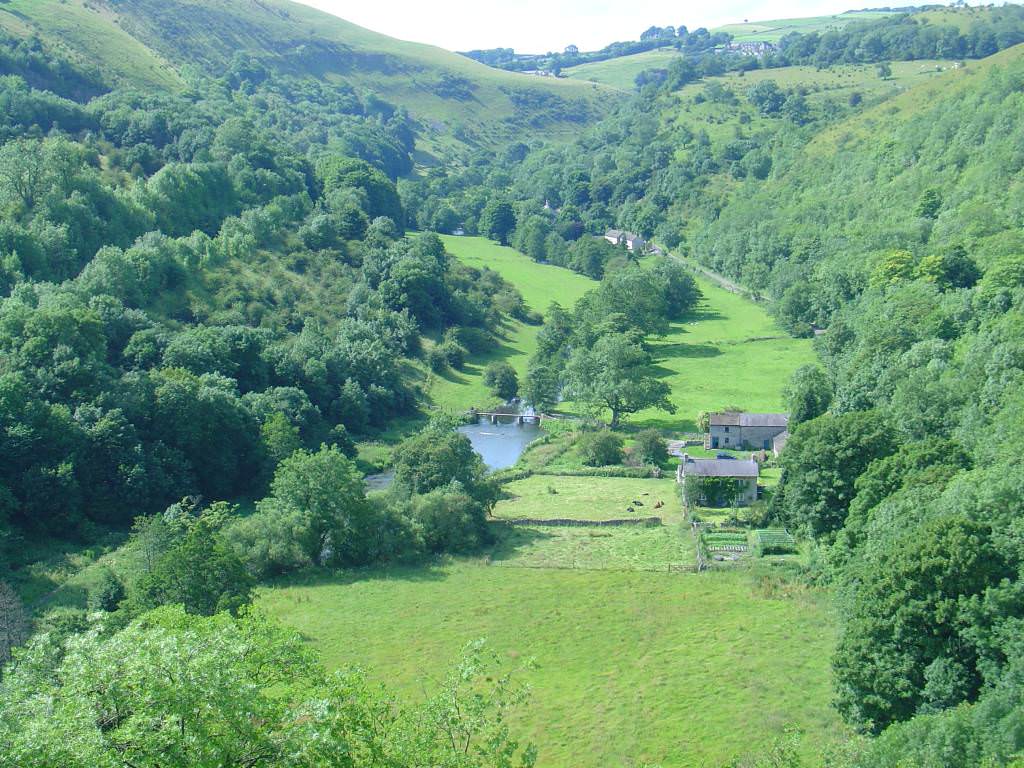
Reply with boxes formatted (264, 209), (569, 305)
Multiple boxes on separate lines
(296, 0), (867, 53)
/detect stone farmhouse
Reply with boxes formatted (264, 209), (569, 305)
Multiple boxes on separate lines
(706, 412), (789, 452)
(677, 454), (759, 506)
(604, 229), (646, 253)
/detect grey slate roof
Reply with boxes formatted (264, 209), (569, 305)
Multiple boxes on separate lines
(739, 413), (788, 428)
(709, 412), (741, 426)
(708, 412), (788, 428)
(682, 458), (759, 478)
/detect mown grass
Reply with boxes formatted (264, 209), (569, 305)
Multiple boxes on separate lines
(489, 522), (693, 572)
(494, 475), (681, 523)
(260, 559), (841, 767)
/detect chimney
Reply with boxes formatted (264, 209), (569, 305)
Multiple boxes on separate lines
(682, 452), (690, 463)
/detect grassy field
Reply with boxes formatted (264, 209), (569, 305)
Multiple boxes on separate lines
(438, 236), (813, 431)
(489, 522), (693, 572)
(713, 10), (896, 42)
(260, 559), (840, 767)
(494, 475), (681, 523)
(634, 273), (815, 431)
(563, 48), (680, 90)
(426, 236), (595, 411)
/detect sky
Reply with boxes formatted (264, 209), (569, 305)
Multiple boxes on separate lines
(295, 0), (870, 54)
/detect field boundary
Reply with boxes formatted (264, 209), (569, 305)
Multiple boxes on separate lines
(498, 516), (662, 527)
(484, 557), (696, 573)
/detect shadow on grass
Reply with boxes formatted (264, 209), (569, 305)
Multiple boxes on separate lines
(270, 560), (452, 591)
(650, 341), (722, 360)
(682, 306), (726, 324)
(485, 523), (555, 564)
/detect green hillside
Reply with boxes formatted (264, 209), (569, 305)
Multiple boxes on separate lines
(713, 10), (896, 43)
(0, 0), (607, 152)
(563, 47), (680, 90)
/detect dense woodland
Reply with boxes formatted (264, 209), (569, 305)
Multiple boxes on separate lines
(2, 2), (1024, 766)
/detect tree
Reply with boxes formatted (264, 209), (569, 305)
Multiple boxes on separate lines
(747, 80), (785, 115)
(87, 567), (125, 613)
(784, 365), (833, 427)
(914, 188), (942, 219)
(564, 332), (676, 427)
(0, 581), (28, 673)
(877, 61), (893, 79)
(833, 515), (1010, 731)
(128, 507), (254, 617)
(316, 156), (403, 227)
(0, 607), (535, 768)
(260, 411), (303, 466)
(483, 361), (519, 401)
(392, 419), (497, 508)
(479, 197), (516, 245)
(777, 411), (897, 538)
(252, 445), (372, 567)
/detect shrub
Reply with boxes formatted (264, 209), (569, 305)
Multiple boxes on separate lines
(634, 429), (668, 465)
(426, 345), (449, 372)
(577, 430), (624, 467)
(439, 339), (467, 370)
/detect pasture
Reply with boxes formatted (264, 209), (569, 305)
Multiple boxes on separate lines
(438, 236), (814, 431)
(713, 11), (896, 42)
(633, 271), (814, 431)
(260, 558), (841, 767)
(426, 236), (594, 411)
(563, 47), (680, 90)
(667, 60), (960, 148)
(493, 475), (681, 523)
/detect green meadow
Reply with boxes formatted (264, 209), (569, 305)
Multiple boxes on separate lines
(634, 273), (815, 431)
(260, 556), (840, 767)
(426, 236), (594, 412)
(435, 236), (814, 430)
(494, 475), (682, 522)
(713, 11), (896, 42)
(564, 48), (681, 90)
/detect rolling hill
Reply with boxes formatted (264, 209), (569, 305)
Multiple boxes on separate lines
(0, 0), (607, 154)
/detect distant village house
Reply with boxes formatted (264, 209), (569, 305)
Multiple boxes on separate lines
(725, 41), (778, 56)
(706, 412), (789, 453)
(604, 229), (647, 253)
(677, 454), (759, 507)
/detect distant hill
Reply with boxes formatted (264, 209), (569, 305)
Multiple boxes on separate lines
(711, 9), (897, 43)
(0, 0), (607, 154)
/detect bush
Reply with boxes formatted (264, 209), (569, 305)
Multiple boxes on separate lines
(439, 340), (468, 370)
(633, 429), (668, 465)
(577, 430), (624, 467)
(426, 345), (449, 372)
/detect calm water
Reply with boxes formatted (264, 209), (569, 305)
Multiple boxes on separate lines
(365, 414), (542, 489)
(457, 415), (543, 471)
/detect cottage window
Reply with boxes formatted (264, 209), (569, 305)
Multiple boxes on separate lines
(724, 426), (730, 432)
